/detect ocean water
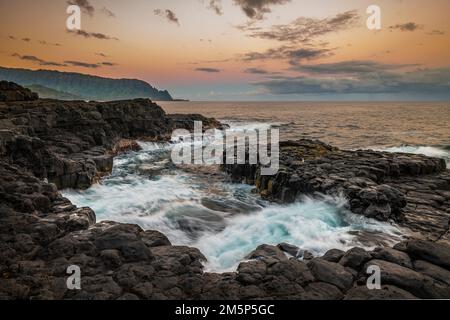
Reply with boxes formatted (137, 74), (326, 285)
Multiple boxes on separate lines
(63, 102), (449, 271)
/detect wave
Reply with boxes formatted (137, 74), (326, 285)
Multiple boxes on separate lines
(373, 145), (450, 168)
(63, 128), (405, 273)
(194, 195), (402, 272)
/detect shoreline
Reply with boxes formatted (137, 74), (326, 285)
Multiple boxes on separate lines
(1, 82), (449, 300)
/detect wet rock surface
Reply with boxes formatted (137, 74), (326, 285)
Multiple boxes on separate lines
(1, 83), (449, 300)
(0, 85), (222, 189)
(224, 139), (450, 242)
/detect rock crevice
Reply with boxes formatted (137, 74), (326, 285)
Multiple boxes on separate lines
(1, 83), (449, 300)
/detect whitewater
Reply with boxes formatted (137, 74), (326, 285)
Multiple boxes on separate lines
(59, 120), (450, 272)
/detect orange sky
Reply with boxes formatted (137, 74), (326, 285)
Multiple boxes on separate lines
(1, 0), (450, 100)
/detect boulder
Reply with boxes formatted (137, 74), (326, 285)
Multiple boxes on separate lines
(400, 240), (450, 269)
(307, 258), (354, 291)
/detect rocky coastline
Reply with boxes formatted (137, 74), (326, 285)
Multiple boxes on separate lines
(1, 82), (449, 300)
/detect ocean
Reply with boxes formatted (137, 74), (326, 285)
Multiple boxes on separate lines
(63, 102), (450, 272)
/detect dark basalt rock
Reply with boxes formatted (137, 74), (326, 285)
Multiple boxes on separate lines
(168, 113), (229, 131)
(0, 81), (38, 102)
(307, 258), (354, 291)
(1, 83), (449, 300)
(397, 240), (450, 269)
(0, 84), (224, 190)
(223, 139), (450, 242)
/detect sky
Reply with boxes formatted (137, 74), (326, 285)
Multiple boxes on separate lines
(1, 0), (450, 101)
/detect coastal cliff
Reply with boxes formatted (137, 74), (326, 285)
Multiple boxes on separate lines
(0, 82), (449, 300)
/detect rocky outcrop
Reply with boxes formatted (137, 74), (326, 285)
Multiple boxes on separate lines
(1, 163), (449, 300)
(1, 83), (449, 300)
(0, 81), (38, 102)
(168, 113), (229, 131)
(223, 139), (450, 242)
(0, 84), (223, 189)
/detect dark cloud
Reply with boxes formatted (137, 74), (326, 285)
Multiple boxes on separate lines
(67, 0), (94, 16)
(244, 67), (269, 74)
(245, 10), (359, 43)
(154, 9), (180, 26)
(8, 35), (16, 40)
(64, 61), (118, 68)
(291, 60), (419, 75)
(101, 7), (116, 18)
(427, 30), (445, 36)
(12, 53), (116, 69)
(22, 38), (31, 42)
(195, 67), (221, 73)
(39, 40), (61, 47)
(252, 61), (450, 97)
(207, 0), (223, 15)
(12, 53), (66, 67)
(243, 45), (332, 64)
(95, 52), (108, 57)
(100, 62), (118, 66)
(64, 60), (100, 68)
(67, 29), (119, 40)
(389, 22), (422, 32)
(233, 0), (291, 20)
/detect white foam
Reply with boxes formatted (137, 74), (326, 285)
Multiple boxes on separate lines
(62, 128), (405, 273)
(373, 145), (449, 168)
(194, 196), (402, 272)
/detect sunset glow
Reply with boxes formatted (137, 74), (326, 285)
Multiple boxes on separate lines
(1, 0), (450, 100)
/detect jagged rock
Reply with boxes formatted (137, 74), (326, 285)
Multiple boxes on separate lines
(1, 83), (449, 300)
(0, 81), (38, 102)
(223, 139), (449, 241)
(0, 83), (224, 189)
(168, 114), (229, 131)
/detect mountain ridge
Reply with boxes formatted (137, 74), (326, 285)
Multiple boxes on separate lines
(0, 66), (173, 101)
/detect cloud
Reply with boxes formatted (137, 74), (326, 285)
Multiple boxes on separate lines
(22, 38), (31, 42)
(233, 0), (291, 20)
(99, 62), (118, 66)
(243, 45), (333, 64)
(154, 9), (180, 26)
(12, 53), (117, 69)
(64, 60), (100, 68)
(67, 0), (94, 16)
(12, 53), (66, 67)
(252, 60), (450, 97)
(245, 10), (360, 43)
(195, 67), (221, 73)
(8, 35), (16, 40)
(67, 29), (119, 40)
(389, 22), (422, 32)
(427, 30), (445, 36)
(244, 67), (269, 74)
(95, 52), (109, 57)
(291, 60), (419, 75)
(207, 0), (223, 15)
(64, 61), (118, 68)
(101, 7), (115, 18)
(39, 40), (61, 47)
